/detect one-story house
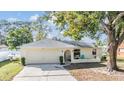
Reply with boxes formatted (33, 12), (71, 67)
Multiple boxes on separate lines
(20, 39), (102, 65)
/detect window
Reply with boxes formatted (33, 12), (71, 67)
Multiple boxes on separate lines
(74, 49), (80, 59)
(92, 49), (96, 55)
(92, 49), (97, 58)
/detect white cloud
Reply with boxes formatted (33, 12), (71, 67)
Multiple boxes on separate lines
(29, 14), (39, 21)
(7, 18), (20, 22)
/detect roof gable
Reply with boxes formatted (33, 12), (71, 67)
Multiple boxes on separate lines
(21, 39), (77, 48)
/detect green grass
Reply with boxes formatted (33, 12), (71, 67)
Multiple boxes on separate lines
(0, 60), (23, 81)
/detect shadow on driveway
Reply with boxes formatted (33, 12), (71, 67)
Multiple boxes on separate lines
(26, 63), (64, 71)
(64, 62), (106, 70)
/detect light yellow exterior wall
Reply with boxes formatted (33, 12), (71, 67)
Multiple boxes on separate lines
(21, 47), (102, 64)
(21, 48), (74, 64)
(71, 48), (102, 63)
(21, 48), (63, 64)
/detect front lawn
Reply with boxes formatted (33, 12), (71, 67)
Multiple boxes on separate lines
(0, 60), (23, 81)
(64, 62), (124, 81)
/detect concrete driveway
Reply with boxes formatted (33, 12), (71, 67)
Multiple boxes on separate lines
(13, 64), (76, 81)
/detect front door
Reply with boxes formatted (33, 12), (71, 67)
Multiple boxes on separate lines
(64, 50), (71, 64)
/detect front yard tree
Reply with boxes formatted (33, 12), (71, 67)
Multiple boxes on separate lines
(48, 11), (124, 71)
(31, 17), (48, 41)
(6, 27), (33, 50)
(35, 31), (46, 41)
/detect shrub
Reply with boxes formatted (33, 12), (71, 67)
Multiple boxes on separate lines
(21, 57), (25, 66)
(80, 54), (84, 59)
(101, 55), (107, 61)
(59, 56), (64, 65)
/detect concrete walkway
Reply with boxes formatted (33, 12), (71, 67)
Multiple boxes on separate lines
(13, 64), (76, 81)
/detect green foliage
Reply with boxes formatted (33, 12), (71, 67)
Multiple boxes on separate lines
(80, 54), (85, 59)
(47, 12), (124, 42)
(31, 17), (48, 40)
(95, 39), (107, 46)
(0, 60), (23, 80)
(6, 27), (33, 50)
(48, 11), (105, 40)
(36, 31), (46, 41)
(59, 56), (64, 65)
(21, 57), (25, 66)
(101, 55), (107, 61)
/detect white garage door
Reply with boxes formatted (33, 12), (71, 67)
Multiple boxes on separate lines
(25, 49), (61, 64)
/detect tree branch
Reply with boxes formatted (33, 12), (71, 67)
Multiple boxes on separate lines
(116, 29), (121, 40)
(101, 20), (110, 34)
(112, 12), (124, 25)
(118, 30), (124, 45)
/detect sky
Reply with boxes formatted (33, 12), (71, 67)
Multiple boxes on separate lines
(0, 11), (44, 21)
(0, 11), (73, 41)
(0, 11), (105, 43)
(0, 11), (59, 38)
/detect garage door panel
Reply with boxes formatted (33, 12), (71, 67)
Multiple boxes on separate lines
(25, 49), (61, 64)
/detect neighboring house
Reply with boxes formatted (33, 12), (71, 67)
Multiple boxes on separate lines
(0, 45), (8, 51)
(0, 44), (7, 48)
(117, 42), (124, 58)
(20, 39), (102, 65)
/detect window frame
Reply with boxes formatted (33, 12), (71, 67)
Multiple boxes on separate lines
(73, 49), (80, 59)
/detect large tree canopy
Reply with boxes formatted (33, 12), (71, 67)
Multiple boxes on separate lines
(31, 16), (51, 41)
(47, 11), (124, 71)
(6, 27), (33, 50)
(35, 31), (46, 41)
(47, 12), (105, 40)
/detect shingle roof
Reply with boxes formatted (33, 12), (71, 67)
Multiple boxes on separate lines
(21, 39), (78, 48)
(21, 38), (94, 49)
(62, 41), (94, 48)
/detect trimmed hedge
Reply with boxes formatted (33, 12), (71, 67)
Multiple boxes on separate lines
(101, 55), (107, 61)
(59, 56), (64, 65)
(21, 57), (25, 66)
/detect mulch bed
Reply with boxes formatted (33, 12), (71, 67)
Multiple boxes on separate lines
(64, 62), (124, 81)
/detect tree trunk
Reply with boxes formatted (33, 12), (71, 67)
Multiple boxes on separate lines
(107, 42), (118, 72)
(107, 29), (119, 72)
